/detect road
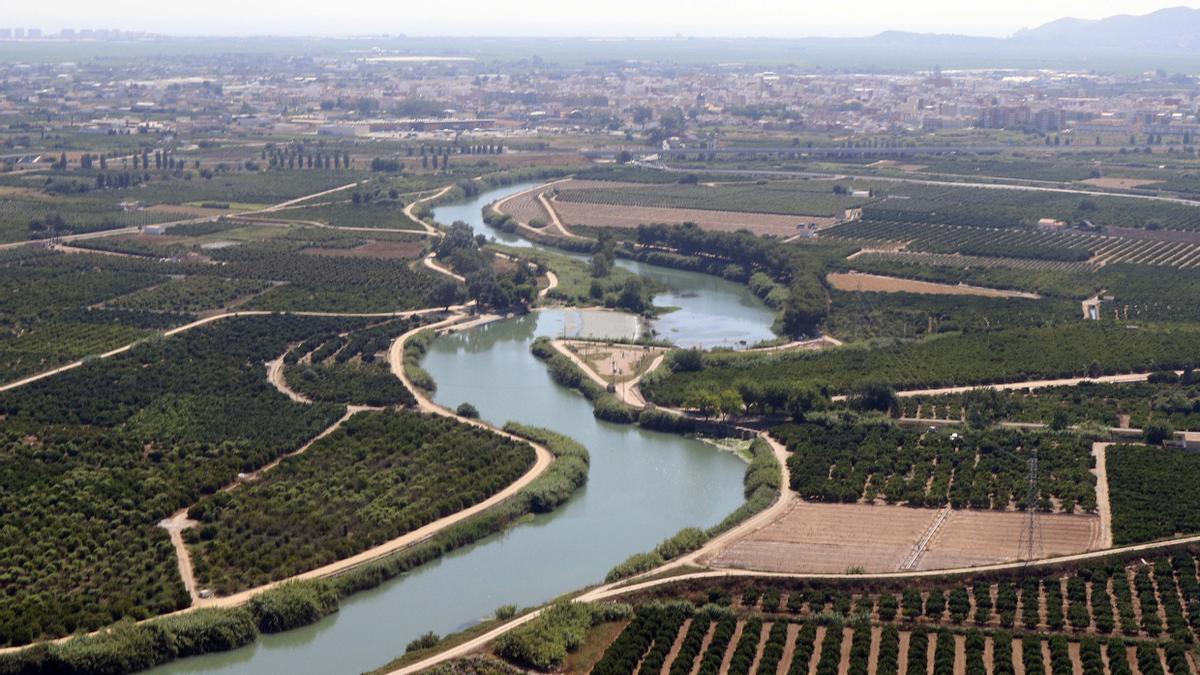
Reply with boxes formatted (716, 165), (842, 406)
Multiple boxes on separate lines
(403, 184), (454, 236)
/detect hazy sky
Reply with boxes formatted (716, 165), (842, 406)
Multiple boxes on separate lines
(4, 0), (1193, 38)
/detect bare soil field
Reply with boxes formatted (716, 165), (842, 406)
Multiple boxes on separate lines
(707, 502), (941, 574)
(302, 241), (425, 260)
(826, 272), (1041, 299)
(552, 199), (829, 236)
(707, 502), (1102, 575)
(1081, 177), (1163, 190)
(916, 510), (1103, 571)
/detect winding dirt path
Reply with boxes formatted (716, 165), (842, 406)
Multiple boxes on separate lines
(538, 191), (583, 238)
(539, 270), (559, 298)
(161, 406), (374, 603)
(266, 357), (312, 404)
(423, 252), (466, 282)
(403, 184), (454, 236)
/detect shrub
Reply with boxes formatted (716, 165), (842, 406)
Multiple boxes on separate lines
(406, 631), (440, 653)
(493, 602), (595, 671)
(247, 580), (340, 633)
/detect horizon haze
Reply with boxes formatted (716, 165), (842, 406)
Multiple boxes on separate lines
(4, 0), (1197, 38)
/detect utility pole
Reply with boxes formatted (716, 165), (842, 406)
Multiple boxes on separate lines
(1017, 448), (1043, 567)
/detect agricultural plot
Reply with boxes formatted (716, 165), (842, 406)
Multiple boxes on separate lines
(826, 272), (1040, 298)
(186, 410), (536, 593)
(581, 549), (1200, 675)
(282, 316), (428, 406)
(106, 277), (272, 313)
(269, 200), (427, 231)
(0, 251), (197, 384)
(850, 249), (1097, 276)
(0, 193), (202, 242)
(775, 422), (1096, 512)
(861, 183), (1200, 231)
(550, 199), (826, 236)
(643, 323), (1200, 402)
(1107, 444), (1200, 545)
(826, 220), (1100, 262)
(899, 379), (1200, 431)
(0, 315), (358, 645)
(207, 243), (443, 313)
(494, 187), (552, 225)
(553, 179), (874, 217)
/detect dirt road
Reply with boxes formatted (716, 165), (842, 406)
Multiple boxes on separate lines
(423, 252), (466, 282)
(403, 184), (454, 236)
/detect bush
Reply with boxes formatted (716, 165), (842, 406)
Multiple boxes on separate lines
(154, 608), (257, 657)
(405, 631), (440, 653)
(247, 580), (340, 633)
(493, 602), (596, 671)
(456, 402), (480, 418)
(605, 552), (665, 583)
(637, 407), (697, 433)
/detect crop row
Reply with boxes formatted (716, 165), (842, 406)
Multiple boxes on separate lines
(594, 611), (1186, 675)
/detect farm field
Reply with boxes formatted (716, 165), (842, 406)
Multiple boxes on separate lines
(186, 409), (537, 593)
(707, 501), (1102, 573)
(859, 181), (1200, 230)
(301, 240), (426, 260)
(534, 543), (1200, 675)
(826, 271), (1040, 298)
(494, 185), (553, 225)
(1106, 444), (1200, 545)
(642, 322), (1200, 403)
(899, 379), (1200, 431)
(551, 199), (828, 236)
(0, 315), (357, 645)
(553, 178), (873, 217)
(105, 276), (273, 313)
(269, 200), (427, 231)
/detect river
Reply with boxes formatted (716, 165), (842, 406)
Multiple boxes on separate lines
(146, 180), (776, 675)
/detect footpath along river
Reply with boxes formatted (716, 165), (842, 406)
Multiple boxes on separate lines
(146, 181), (776, 675)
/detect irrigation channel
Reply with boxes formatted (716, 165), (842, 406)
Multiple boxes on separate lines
(147, 181), (776, 675)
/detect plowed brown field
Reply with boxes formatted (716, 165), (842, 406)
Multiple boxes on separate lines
(708, 502), (1102, 575)
(551, 200), (830, 236)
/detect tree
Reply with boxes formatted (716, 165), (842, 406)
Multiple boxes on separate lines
(717, 389), (744, 419)
(671, 349), (704, 373)
(847, 380), (898, 415)
(617, 277), (645, 312)
(1144, 421), (1174, 446)
(430, 278), (464, 309)
(785, 385), (827, 421)
(686, 389), (721, 418)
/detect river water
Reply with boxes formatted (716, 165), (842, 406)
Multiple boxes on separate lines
(146, 181), (776, 675)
